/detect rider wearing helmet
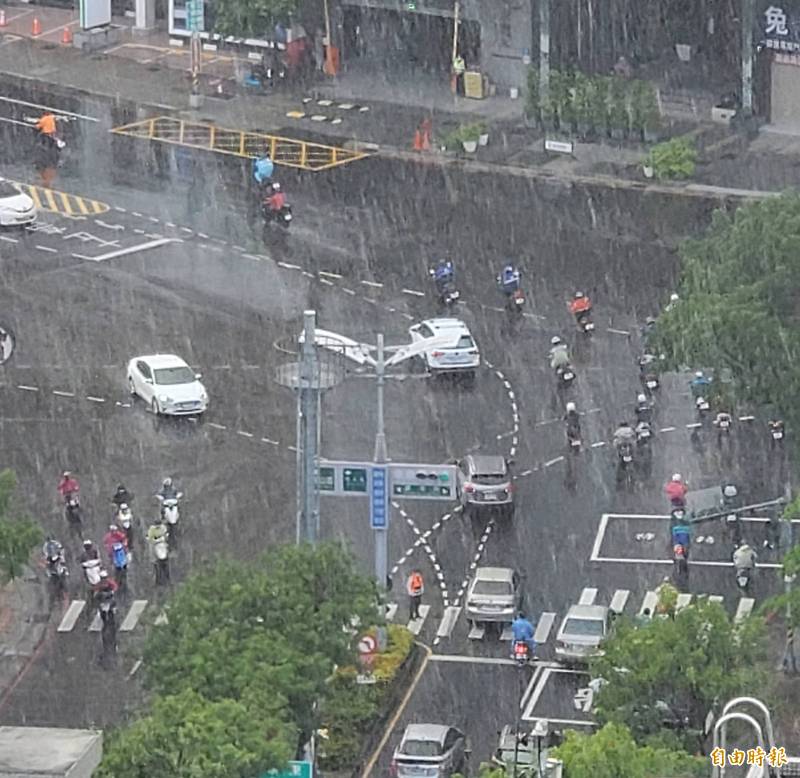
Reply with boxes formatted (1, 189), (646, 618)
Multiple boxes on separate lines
(733, 543), (757, 572)
(568, 291), (592, 318)
(57, 471), (80, 502)
(498, 263), (521, 294)
(42, 537), (65, 575)
(665, 474), (688, 506)
(265, 181), (286, 213)
(549, 336), (570, 371)
(158, 477), (178, 501)
(433, 259), (455, 289)
(94, 569), (118, 622)
(510, 611), (536, 657)
(79, 539), (99, 565)
(112, 483), (133, 509)
(103, 524), (128, 561)
(253, 145), (274, 186)
(613, 421), (635, 449)
(635, 393), (652, 423)
(690, 370), (712, 397)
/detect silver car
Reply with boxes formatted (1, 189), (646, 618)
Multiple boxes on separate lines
(554, 604), (611, 664)
(465, 567), (522, 625)
(457, 454), (514, 515)
(409, 318), (480, 376)
(391, 723), (468, 778)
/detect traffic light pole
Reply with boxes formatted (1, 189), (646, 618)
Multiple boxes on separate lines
(374, 334), (388, 588)
(298, 310), (320, 544)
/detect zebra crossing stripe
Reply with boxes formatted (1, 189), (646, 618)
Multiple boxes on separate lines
(407, 604), (430, 636)
(468, 623), (485, 640)
(57, 600), (85, 632)
(676, 593), (692, 611)
(88, 611), (102, 632)
(610, 589), (630, 614)
(640, 591), (658, 616)
(120, 600), (148, 632)
(500, 625), (514, 641)
(709, 595), (724, 605)
(578, 587), (598, 606)
(533, 612), (557, 643)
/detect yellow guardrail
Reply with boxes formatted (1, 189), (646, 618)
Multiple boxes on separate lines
(14, 182), (109, 218)
(110, 116), (369, 171)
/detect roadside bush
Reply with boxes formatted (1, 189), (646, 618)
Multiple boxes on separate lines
(645, 137), (696, 180)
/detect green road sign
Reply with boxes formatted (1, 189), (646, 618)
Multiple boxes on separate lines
(261, 761), (313, 778)
(318, 466), (335, 492)
(390, 464), (457, 501)
(343, 467), (368, 493)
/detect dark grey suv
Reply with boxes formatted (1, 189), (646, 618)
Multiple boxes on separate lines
(456, 454), (514, 516)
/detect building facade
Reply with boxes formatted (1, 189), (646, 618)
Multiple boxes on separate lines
(758, 1), (800, 127)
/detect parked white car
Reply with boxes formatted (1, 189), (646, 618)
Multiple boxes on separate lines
(408, 318), (480, 377)
(0, 180), (36, 227)
(127, 354), (208, 416)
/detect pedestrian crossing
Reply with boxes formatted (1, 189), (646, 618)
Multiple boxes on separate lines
(56, 599), (149, 634)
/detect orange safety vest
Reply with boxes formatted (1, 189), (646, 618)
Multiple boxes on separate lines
(407, 573), (424, 596)
(570, 297), (591, 314)
(37, 114), (57, 136)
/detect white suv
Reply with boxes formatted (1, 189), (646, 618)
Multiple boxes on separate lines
(409, 318), (480, 377)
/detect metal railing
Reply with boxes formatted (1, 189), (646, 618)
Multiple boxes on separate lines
(111, 116), (369, 171)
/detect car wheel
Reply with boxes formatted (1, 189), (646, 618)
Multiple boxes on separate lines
(150, 398), (160, 415)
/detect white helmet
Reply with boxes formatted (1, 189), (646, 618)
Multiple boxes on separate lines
(109, 524), (118, 532)
(271, 182), (281, 192)
(670, 293), (679, 302)
(163, 477), (172, 488)
(566, 402), (576, 412)
(99, 569), (109, 579)
(551, 336), (561, 346)
(695, 371), (704, 379)
(119, 503), (128, 511)
(637, 394), (646, 404)
(574, 291), (584, 299)
(671, 473), (683, 483)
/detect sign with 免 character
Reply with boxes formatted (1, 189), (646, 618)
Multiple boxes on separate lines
(760, 3), (800, 52)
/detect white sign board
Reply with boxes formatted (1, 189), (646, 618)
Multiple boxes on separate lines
(80, 0), (111, 29)
(544, 138), (574, 154)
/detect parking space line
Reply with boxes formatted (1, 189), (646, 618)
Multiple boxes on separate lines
(578, 587), (597, 606)
(56, 600), (85, 632)
(533, 612), (556, 644)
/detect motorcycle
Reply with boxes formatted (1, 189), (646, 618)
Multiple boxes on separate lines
(673, 544), (689, 583)
(64, 496), (82, 534)
(556, 364), (576, 389)
(576, 310), (595, 335)
(735, 564), (752, 591)
(111, 542), (129, 587)
(715, 413), (732, 433)
(117, 504), (134, 553)
(618, 442), (634, 466)
(429, 265), (460, 308)
(82, 558), (104, 591)
(157, 492), (183, 546)
(567, 427), (582, 453)
(46, 553), (69, 596)
(639, 354), (660, 393)
(769, 420), (784, 445)
(150, 531), (170, 586)
(262, 202), (292, 229)
(695, 396), (711, 421)
(721, 484), (742, 546)
(635, 421), (652, 447)
(512, 639), (532, 666)
(496, 273), (525, 313)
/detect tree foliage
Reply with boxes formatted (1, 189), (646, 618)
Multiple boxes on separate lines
(100, 543), (382, 775)
(763, 543), (800, 628)
(591, 601), (767, 749)
(95, 690), (291, 778)
(211, 0), (299, 38)
(552, 723), (706, 778)
(0, 469), (43, 583)
(651, 193), (800, 420)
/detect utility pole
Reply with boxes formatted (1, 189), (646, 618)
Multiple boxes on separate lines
(783, 572), (797, 674)
(539, 0), (551, 111)
(298, 310), (321, 543)
(373, 334), (388, 587)
(741, 0), (754, 115)
(187, 0), (203, 109)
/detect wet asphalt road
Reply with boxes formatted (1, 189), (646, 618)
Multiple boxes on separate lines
(0, 89), (791, 769)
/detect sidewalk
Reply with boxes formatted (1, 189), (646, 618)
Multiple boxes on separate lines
(0, 566), (49, 711)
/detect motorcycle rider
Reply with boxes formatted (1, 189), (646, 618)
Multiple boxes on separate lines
(57, 471), (80, 503)
(112, 483), (133, 510)
(690, 371), (711, 398)
(264, 182), (286, 218)
(568, 291), (592, 320)
(253, 146), (274, 188)
(564, 401), (581, 442)
(35, 111), (61, 149)
(103, 523), (128, 563)
(634, 393), (652, 424)
(665, 473), (688, 507)
(613, 421), (635, 451)
(714, 410), (733, 430)
(158, 477), (179, 501)
(497, 263), (521, 295)
(733, 543), (757, 574)
(42, 537), (66, 578)
(641, 316), (657, 341)
(549, 336), (571, 371)
(79, 538), (99, 566)
(93, 570), (118, 623)
(147, 518), (170, 583)
(432, 259), (455, 296)
(665, 292), (680, 313)
(510, 611), (536, 658)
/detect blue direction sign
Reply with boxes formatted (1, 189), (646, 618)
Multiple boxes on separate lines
(261, 762), (313, 778)
(370, 467), (388, 529)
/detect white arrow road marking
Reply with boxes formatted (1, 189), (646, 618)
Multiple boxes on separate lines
(94, 220), (125, 231)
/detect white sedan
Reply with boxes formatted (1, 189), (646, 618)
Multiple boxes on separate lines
(0, 180), (36, 227)
(127, 354), (208, 416)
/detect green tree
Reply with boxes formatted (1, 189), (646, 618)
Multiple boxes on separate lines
(763, 543), (800, 629)
(651, 193), (800, 421)
(143, 543), (380, 736)
(211, 0), (298, 38)
(96, 690), (292, 778)
(0, 469), (43, 583)
(553, 723), (706, 778)
(591, 600), (767, 749)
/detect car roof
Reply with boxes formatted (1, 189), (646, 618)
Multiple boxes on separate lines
(403, 724), (451, 743)
(566, 604), (609, 620)
(419, 318), (470, 333)
(466, 454), (507, 473)
(135, 354), (189, 369)
(474, 566), (514, 583)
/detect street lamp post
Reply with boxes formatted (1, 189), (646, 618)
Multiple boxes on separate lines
(311, 328), (459, 585)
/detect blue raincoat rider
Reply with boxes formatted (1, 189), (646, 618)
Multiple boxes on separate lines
(498, 264), (521, 294)
(510, 612), (536, 656)
(253, 153), (274, 186)
(433, 260), (454, 293)
(690, 371), (711, 397)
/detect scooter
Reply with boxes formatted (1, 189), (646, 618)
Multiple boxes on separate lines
(496, 272), (525, 313)
(695, 396), (711, 423)
(46, 553), (69, 596)
(735, 564), (752, 591)
(769, 420), (784, 445)
(262, 202), (293, 229)
(157, 492), (184, 546)
(576, 310), (595, 335)
(617, 442), (634, 467)
(111, 542), (129, 588)
(150, 530), (170, 586)
(64, 496), (82, 534)
(82, 558), (104, 591)
(429, 264), (460, 308)
(567, 428), (582, 454)
(512, 639), (532, 667)
(639, 354), (660, 393)
(117, 503), (134, 554)
(635, 421), (652, 447)
(556, 364), (576, 388)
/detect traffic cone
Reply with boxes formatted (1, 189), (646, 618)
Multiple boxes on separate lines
(31, 17), (41, 36)
(61, 26), (72, 45)
(0, 10), (8, 27)
(413, 129), (423, 152)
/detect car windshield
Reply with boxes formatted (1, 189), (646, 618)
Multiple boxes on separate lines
(473, 580), (512, 596)
(401, 740), (443, 757)
(443, 334), (474, 349)
(0, 182), (20, 197)
(473, 472), (506, 484)
(564, 617), (605, 637)
(154, 367), (196, 385)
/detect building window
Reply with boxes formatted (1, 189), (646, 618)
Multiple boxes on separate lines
(498, 18), (512, 47)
